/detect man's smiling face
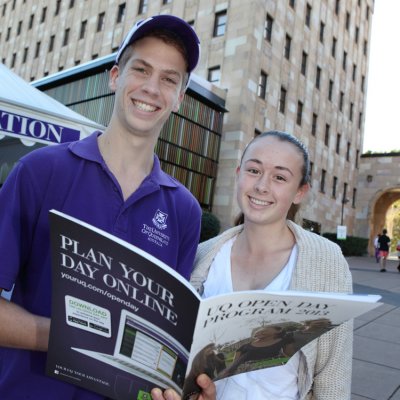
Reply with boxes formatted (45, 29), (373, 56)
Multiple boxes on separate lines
(109, 36), (186, 139)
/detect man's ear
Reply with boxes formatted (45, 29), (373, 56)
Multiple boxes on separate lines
(173, 91), (185, 113)
(293, 183), (310, 205)
(109, 65), (120, 92)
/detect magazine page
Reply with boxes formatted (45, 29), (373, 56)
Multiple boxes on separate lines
(182, 290), (382, 399)
(46, 210), (201, 400)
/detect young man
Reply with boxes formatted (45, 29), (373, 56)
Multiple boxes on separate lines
(0, 15), (201, 399)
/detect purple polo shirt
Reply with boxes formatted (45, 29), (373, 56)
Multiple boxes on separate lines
(0, 132), (201, 399)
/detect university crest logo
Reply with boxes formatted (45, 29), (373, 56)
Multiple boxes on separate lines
(152, 209), (168, 230)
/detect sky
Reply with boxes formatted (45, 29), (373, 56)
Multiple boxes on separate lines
(362, 1), (400, 153)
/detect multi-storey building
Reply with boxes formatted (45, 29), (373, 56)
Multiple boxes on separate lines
(0, 0), (374, 234)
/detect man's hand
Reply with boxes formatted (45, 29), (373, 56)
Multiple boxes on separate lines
(151, 374), (216, 400)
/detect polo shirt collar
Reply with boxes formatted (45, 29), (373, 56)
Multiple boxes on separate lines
(68, 131), (178, 188)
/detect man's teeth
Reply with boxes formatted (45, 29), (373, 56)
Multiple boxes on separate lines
(134, 101), (157, 112)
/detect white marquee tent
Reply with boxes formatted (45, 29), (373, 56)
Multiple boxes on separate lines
(0, 63), (104, 146)
(0, 63), (104, 184)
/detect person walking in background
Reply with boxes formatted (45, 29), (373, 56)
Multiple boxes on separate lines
(374, 233), (381, 263)
(152, 131), (353, 400)
(0, 15), (202, 400)
(378, 229), (391, 272)
(396, 239), (400, 272)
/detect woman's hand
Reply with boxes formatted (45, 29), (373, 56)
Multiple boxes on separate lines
(151, 374), (216, 400)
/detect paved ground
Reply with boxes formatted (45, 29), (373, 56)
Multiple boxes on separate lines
(348, 255), (400, 400)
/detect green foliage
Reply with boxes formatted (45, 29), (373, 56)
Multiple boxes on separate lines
(322, 233), (369, 256)
(199, 211), (221, 243)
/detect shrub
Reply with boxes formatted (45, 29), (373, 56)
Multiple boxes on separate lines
(200, 211), (221, 243)
(322, 233), (369, 256)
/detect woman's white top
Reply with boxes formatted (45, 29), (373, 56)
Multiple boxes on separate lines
(202, 237), (300, 400)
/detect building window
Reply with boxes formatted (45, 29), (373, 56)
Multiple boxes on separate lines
(346, 141), (351, 161)
(69, 0), (75, 8)
(17, 20), (22, 35)
(346, 11), (350, 30)
(352, 64), (357, 81)
(335, 0), (340, 15)
(162, 0), (172, 4)
(80, 20), (87, 39)
(332, 176), (338, 198)
(331, 37), (337, 57)
(213, 11), (227, 37)
(301, 51), (308, 76)
(343, 51), (347, 70)
(328, 79), (334, 101)
(358, 112), (363, 129)
(311, 113), (317, 136)
(63, 29), (70, 46)
(339, 91), (344, 111)
(336, 133), (341, 154)
(35, 41), (41, 58)
(324, 124), (330, 146)
(55, 0), (61, 15)
(117, 3), (126, 23)
(284, 34), (291, 59)
(49, 35), (55, 52)
(319, 22), (325, 43)
(258, 71), (268, 99)
(352, 188), (357, 208)
(343, 182), (348, 203)
(296, 101), (303, 126)
(207, 66), (221, 85)
(366, 5), (370, 20)
(363, 39), (368, 56)
(349, 103), (354, 121)
(355, 150), (359, 168)
(315, 66), (321, 89)
(265, 14), (273, 42)
(309, 161), (313, 184)
(138, 0), (148, 14)
(2, 3), (6, 17)
(29, 14), (34, 29)
(289, 0), (295, 8)
(97, 12), (105, 32)
(279, 87), (287, 113)
(361, 75), (365, 92)
(305, 4), (311, 27)
(11, 53), (16, 68)
(23, 47), (28, 63)
(355, 26), (359, 43)
(320, 169), (326, 193)
(41, 7), (47, 23)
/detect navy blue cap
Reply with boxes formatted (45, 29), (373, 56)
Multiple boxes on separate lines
(115, 15), (200, 74)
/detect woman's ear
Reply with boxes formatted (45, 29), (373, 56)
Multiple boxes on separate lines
(293, 183), (310, 205)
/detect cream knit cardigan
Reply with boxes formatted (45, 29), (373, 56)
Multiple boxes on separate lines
(190, 220), (353, 400)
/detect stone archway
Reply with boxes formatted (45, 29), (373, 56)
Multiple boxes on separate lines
(367, 189), (400, 255)
(356, 153), (400, 255)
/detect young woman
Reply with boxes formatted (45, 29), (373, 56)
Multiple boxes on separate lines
(152, 131), (353, 400)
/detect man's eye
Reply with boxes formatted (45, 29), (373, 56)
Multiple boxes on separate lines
(163, 76), (178, 85)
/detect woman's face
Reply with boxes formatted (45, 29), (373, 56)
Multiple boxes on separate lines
(236, 136), (309, 227)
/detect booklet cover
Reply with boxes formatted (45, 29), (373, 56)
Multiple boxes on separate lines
(46, 210), (382, 400)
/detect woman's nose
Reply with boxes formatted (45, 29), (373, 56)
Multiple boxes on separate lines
(255, 175), (269, 193)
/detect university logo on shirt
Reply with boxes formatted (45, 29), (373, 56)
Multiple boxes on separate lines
(152, 209), (168, 230)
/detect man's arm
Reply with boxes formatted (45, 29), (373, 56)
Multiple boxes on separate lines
(0, 295), (50, 351)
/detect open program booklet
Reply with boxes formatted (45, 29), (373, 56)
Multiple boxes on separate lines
(46, 210), (382, 400)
